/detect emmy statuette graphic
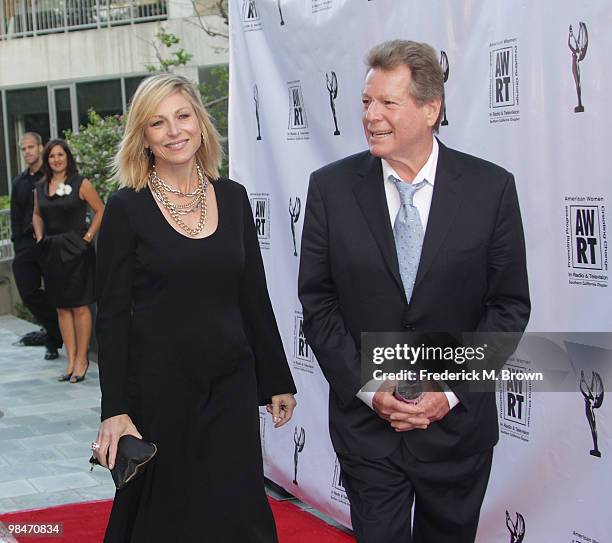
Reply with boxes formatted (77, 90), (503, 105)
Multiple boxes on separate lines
(568, 22), (588, 113)
(289, 197), (301, 257)
(326, 71), (341, 136)
(580, 370), (604, 457)
(277, 0), (285, 25)
(439, 51), (449, 126)
(253, 84), (262, 141)
(292, 426), (306, 485)
(505, 511), (525, 543)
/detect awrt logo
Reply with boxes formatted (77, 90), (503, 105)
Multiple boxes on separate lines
(293, 311), (315, 374)
(249, 194), (270, 250)
(570, 206), (602, 269)
(489, 39), (520, 123)
(565, 198), (608, 288)
(502, 367), (528, 425)
(241, 0), (262, 32)
(493, 47), (514, 107)
(498, 361), (532, 443)
(288, 83), (307, 129)
(330, 457), (350, 507)
(287, 81), (310, 141)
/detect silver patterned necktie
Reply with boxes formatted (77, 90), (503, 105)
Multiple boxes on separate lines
(391, 175), (427, 303)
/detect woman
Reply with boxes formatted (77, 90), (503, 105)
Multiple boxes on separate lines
(33, 139), (104, 383)
(93, 74), (297, 543)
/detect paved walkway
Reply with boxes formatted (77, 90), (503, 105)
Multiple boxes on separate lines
(0, 315), (114, 514)
(0, 315), (350, 537)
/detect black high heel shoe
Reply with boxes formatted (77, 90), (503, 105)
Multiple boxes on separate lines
(70, 361), (89, 383)
(58, 373), (72, 382)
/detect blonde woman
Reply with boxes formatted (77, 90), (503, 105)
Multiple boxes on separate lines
(93, 74), (296, 542)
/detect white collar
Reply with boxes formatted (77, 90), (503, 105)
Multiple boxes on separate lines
(381, 137), (439, 186)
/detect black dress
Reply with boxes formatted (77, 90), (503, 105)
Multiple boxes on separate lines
(36, 175), (95, 308)
(95, 179), (296, 543)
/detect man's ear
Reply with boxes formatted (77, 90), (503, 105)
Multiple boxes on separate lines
(424, 98), (442, 128)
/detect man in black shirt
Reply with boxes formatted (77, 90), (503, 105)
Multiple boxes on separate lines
(11, 132), (61, 359)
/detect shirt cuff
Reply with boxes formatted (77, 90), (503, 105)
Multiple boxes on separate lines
(356, 390), (375, 410)
(438, 380), (459, 410)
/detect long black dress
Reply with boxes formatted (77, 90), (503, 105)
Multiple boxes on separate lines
(36, 175), (95, 308)
(95, 178), (296, 543)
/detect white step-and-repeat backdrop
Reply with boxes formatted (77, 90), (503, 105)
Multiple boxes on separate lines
(228, 1), (611, 541)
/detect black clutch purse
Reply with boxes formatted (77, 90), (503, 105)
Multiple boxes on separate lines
(89, 435), (157, 490)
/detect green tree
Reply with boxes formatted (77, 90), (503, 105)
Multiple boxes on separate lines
(64, 111), (124, 203)
(145, 25), (193, 73)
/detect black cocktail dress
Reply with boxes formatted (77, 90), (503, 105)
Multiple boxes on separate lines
(36, 175), (95, 308)
(95, 178), (296, 543)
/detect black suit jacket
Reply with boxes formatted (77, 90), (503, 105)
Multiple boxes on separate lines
(298, 141), (530, 461)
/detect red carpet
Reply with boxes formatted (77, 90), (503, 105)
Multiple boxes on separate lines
(0, 497), (355, 542)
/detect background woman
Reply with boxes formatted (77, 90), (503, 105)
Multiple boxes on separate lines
(33, 139), (104, 383)
(93, 74), (296, 542)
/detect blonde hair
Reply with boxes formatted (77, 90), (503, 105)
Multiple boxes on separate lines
(113, 73), (223, 190)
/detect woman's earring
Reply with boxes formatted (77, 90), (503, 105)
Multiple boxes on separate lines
(201, 132), (205, 144)
(144, 147), (152, 158)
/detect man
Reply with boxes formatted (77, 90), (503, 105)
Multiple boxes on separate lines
(298, 40), (530, 543)
(11, 132), (62, 359)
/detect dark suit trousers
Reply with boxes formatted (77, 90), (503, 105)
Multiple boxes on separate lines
(338, 441), (493, 543)
(12, 244), (62, 349)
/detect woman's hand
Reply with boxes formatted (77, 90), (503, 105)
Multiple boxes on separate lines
(94, 414), (142, 469)
(266, 394), (296, 428)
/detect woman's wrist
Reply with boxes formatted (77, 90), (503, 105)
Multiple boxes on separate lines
(84, 231), (94, 242)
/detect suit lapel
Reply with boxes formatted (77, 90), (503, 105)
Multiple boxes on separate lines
(414, 142), (463, 290)
(352, 154), (405, 295)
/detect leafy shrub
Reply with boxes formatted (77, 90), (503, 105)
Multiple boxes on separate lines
(65, 111), (125, 203)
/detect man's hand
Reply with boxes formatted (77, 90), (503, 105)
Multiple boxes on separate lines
(372, 390), (430, 431)
(389, 392), (450, 431)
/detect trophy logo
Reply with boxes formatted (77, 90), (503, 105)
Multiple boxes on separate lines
(568, 22), (588, 113)
(253, 84), (262, 141)
(277, 0), (285, 25)
(326, 71), (341, 136)
(505, 511), (525, 543)
(580, 370), (604, 457)
(292, 426), (306, 485)
(259, 411), (266, 445)
(439, 51), (449, 126)
(242, 0), (259, 21)
(289, 197), (301, 257)
(288, 83), (308, 130)
(332, 457), (344, 491)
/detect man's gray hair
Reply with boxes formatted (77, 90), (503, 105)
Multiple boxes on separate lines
(366, 40), (445, 131)
(20, 132), (43, 145)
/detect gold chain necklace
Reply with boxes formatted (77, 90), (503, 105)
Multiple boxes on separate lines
(149, 165), (209, 237)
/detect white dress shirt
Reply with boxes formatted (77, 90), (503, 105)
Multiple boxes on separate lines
(356, 138), (459, 410)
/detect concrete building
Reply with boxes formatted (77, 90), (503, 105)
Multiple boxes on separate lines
(0, 0), (229, 195)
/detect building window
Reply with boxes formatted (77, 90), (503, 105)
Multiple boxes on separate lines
(125, 76), (148, 107)
(76, 79), (123, 127)
(5, 87), (50, 187)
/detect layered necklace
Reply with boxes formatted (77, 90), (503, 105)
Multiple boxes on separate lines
(149, 164), (209, 237)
